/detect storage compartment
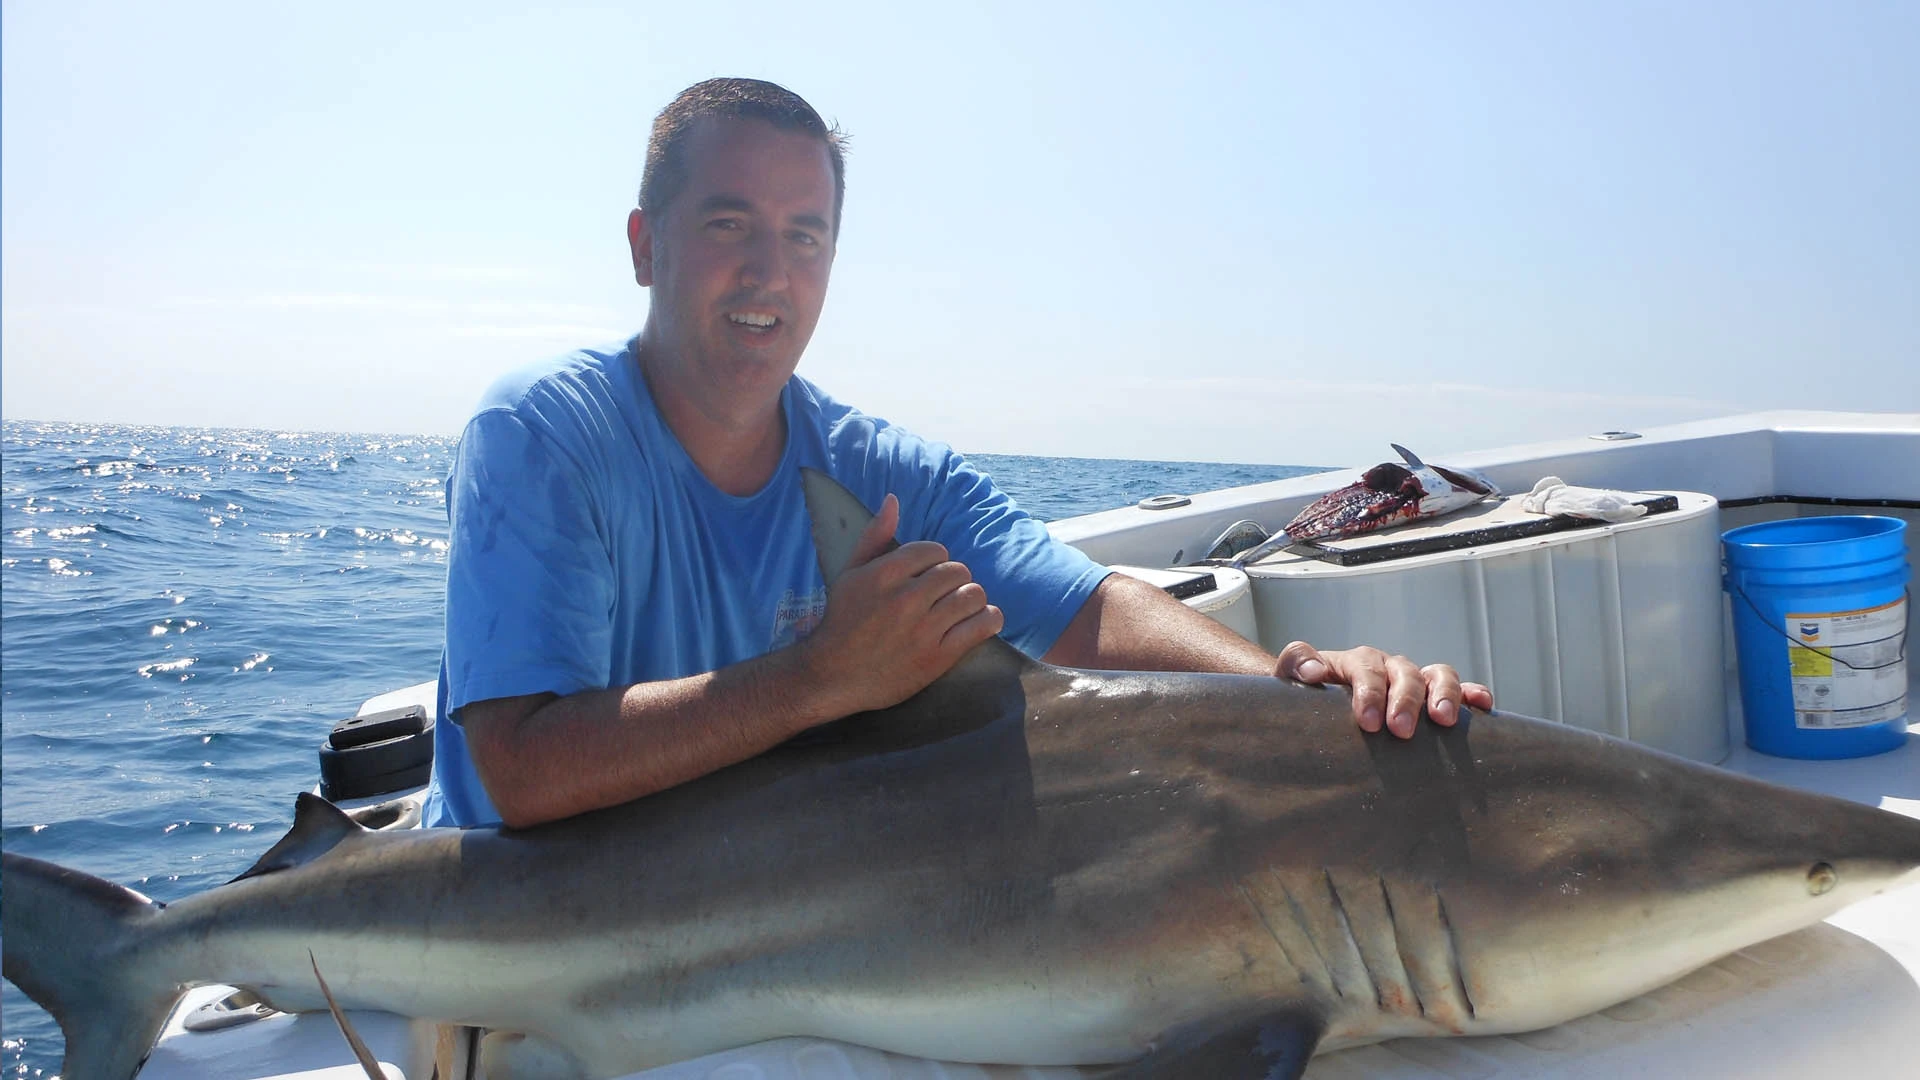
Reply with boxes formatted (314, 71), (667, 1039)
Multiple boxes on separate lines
(1241, 491), (1727, 762)
(318, 704), (434, 802)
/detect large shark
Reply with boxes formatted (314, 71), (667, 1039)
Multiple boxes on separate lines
(6, 469), (1920, 1080)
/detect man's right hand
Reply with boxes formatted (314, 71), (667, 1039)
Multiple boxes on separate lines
(796, 493), (1004, 717)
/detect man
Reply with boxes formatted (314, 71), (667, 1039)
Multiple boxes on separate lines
(422, 78), (1490, 830)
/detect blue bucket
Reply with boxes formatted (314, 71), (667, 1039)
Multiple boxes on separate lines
(1722, 516), (1910, 758)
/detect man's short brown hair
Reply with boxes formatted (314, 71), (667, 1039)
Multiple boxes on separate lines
(640, 78), (848, 238)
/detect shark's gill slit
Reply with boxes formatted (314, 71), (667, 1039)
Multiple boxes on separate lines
(1278, 874), (1342, 998)
(1324, 869), (1381, 1007)
(1236, 880), (1301, 979)
(1378, 875), (1427, 1018)
(1435, 887), (1478, 1021)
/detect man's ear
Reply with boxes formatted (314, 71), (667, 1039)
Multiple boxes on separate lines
(627, 207), (655, 287)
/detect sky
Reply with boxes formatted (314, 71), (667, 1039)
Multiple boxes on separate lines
(3, 1), (1915, 466)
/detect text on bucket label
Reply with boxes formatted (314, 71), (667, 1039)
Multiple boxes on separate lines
(1785, 597), (1908, 730)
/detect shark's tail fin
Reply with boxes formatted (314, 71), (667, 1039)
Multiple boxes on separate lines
(2, 851), (182, 1080)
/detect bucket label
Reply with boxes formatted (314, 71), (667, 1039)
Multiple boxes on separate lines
(1784, 597), (1908, 730)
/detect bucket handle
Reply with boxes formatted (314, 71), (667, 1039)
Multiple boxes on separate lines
(1726, 584), (1910, 673)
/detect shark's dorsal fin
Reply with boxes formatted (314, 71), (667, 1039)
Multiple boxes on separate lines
(801, 466), (895, 585)
(797, 465), (1039, 689)
(230, 792), (367, 884)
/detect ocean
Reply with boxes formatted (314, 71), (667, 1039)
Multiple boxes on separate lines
(0, 419), (1322, 1077)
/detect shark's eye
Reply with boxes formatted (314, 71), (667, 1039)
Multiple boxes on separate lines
(1807, 862), (1838, 896)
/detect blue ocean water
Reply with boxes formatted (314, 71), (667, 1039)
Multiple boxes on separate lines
(0, 419), (1320, 1077)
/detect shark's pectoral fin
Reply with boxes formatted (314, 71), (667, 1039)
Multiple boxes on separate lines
(1097, 1007), (1326, 1080)
(231, 792), (368, 883)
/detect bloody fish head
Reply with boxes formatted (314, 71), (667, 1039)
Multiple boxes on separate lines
(1281, 446), (1500, 544)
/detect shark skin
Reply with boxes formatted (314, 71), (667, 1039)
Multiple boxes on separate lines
(6, 470), (1920, 1080)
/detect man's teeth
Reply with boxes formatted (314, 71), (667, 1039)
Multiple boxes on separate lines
(728, 313), (777, 328)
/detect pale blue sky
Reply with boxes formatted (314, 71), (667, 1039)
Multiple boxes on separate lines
(4, 1), (1915, 465)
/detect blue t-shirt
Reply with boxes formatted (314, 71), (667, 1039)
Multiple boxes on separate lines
(421, 341), (1111, 827)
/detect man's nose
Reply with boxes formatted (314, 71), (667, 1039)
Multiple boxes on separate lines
(738, 230), (789, 292)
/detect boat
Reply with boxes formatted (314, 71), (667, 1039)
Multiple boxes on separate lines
(123, 409), (1920, 1079)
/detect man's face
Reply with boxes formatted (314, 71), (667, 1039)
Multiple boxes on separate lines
(630, 118), (837, 407)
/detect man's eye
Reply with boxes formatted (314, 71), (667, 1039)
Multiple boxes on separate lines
(707, 219), (744, 232)
(788, 231), (820, 248)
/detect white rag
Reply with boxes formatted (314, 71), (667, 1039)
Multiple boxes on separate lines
(1521, 476), (1648, 522)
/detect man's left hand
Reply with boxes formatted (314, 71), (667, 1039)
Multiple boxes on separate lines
(1275, 641), (1494, 738)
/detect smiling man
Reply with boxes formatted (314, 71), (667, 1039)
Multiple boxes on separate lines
(421, 78), (1490, 830)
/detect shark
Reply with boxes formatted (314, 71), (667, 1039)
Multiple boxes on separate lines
(6, 468), (1920, 1080)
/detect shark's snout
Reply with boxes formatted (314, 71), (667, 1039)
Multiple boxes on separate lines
(1720, 791), (1920, 936)
(1826, 812), (1920, 899)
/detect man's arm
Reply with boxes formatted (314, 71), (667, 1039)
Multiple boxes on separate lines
(464, 648), (831, 829)
(465, 494), (1004, 828)
(1043, 572), (1493, 737)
